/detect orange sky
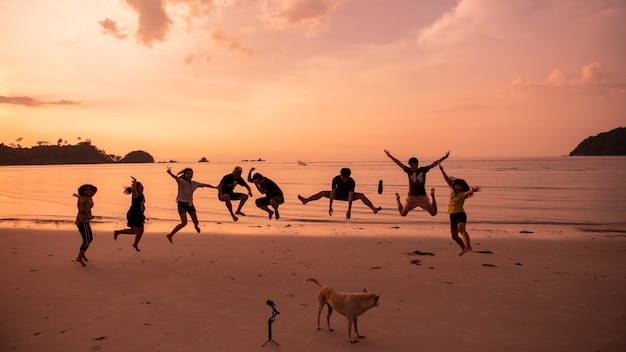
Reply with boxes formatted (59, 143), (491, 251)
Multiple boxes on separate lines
(1, 0), (625, 162)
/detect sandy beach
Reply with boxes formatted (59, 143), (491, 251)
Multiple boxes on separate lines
(0, 223), (624, 352)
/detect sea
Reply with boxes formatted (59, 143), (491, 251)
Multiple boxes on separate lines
(1, 157), (625, 235)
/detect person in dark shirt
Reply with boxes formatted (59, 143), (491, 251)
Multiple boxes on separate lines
(247, 167), (285, 220)
(298, 168), (381, 219)
(218, 166), (252, 221)
(384, 149), (449, 217)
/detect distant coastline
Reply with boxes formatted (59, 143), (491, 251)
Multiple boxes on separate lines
(0, 141), (154, 165)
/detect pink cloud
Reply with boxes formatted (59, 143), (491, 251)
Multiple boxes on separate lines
(261, 0), (346, 37)
(547, 63), (610, 87)
(125, 0), (172, 47)
(0, 96), (81, 107)
(212, 29), (254, 56)
(98, 18), (129, 40)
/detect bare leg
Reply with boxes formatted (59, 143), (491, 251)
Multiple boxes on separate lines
(235, 195), (248, 216)
(75, 250), (86, 266)
(395, 193), (405, 215)
(132, 227), (144, 251)
(271, 199), (280, 220)
(458, 222), (472, 255)
(256, 200), (274, 219)
(429, 188), (438, 216)
(298, 191), (331, 204)
(354, 193), (382, 214)
(189, 211), (201, 233)
(222, 195), (238, 221)
(451, 228), (465, 255)
(167, 213), (188, 243)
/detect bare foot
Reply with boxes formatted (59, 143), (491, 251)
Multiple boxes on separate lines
(268, 210), (274, 220)
(114, 231), (119, 241)
(166, 234), (173, 244)
(373, 207), (382, 214)
(298, 195), (307, 205)
(83, 255), (89, 261)
(76, 258), (86, 266)
(194, 225), (201, 233)
(133, 244), (140, 252)
(459, 246), (472, 256)
(275, 209), (280, 220)
(235, 211), (246, 216)
(231, 213), (239, 222)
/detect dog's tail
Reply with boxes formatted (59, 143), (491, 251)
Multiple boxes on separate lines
(305, 278), (322, 287)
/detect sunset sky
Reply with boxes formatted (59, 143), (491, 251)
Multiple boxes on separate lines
(1, 0), (625, 162)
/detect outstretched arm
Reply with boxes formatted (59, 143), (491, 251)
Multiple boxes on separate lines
(247, 167), (255, 182)
(465, 186), (481, 198)
(438, 162), (453, 187)
(428, 151), (450, 169)
(384, 150), (406, 169)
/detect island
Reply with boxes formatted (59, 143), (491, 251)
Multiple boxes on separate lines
(569, 127), (626, 156)
(0, 140), (154, 165)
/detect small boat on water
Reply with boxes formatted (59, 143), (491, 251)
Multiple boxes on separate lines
(297, 160), (307, 166)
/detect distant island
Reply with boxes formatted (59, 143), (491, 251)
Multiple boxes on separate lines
(0, 140), (154, 165)
(569, 127), (626, 156)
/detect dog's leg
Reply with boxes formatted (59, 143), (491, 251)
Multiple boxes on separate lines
(347, 316), (358, 343)
(326, 303), (334, 331)
(316, 301), (324, 330)
(353, 317), (365, 339)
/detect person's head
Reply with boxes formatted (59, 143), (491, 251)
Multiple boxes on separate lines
(452, 178), (470, 192)
(77, 184), (97, 197)
(251, 172), (264, 184)
(233, 166), (243, 178)
(339, 167), (351, 182)
(408, 157), (419, 170)
(177, 168), (194, 180)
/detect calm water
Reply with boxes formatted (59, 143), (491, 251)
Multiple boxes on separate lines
(1, 157), (625, 233)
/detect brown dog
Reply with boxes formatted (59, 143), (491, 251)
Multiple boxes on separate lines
(306, 278), (380, 343)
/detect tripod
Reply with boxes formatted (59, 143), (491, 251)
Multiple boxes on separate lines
(262, 300), (280, 347)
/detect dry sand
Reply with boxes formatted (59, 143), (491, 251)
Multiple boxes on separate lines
(0, 223), (624, 352)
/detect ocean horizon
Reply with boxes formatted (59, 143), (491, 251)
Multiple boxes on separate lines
(1, 156), (625, 235)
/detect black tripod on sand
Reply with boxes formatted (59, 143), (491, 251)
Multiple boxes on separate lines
(262, 300), (280, 347)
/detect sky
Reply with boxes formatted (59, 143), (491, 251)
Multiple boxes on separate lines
(1, 0), (625, 162)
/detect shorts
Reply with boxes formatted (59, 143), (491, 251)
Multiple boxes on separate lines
(219, 192), (246, 201)
(404, 195), (435, 213)
(256, 195), (285, 206)
(333, 193), (350, 201)
(177, 201), (197, 214)
(450, 212), (467, 228)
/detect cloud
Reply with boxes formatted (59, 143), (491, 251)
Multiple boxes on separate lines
(0, 96), (81, 107)
(125, 0), (173, 47)
(211, 29), (254, 56)
(98, 18), (129, 40)
(260, 0), (346, 37)
(513, 62), (612, 88)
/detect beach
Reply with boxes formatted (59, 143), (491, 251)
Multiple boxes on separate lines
(0, 223), (624, 352)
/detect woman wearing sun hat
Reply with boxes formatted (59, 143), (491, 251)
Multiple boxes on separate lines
(73, 184), (97, 266)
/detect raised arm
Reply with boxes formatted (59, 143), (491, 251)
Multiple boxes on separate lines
(384, 150), (406, 169)
(438, 162), (453, 187)
(166, 166), (177, 180)
(130, 176), (139, 197)
(247, 167), (255, 182)
(427, 151), (450, 169)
